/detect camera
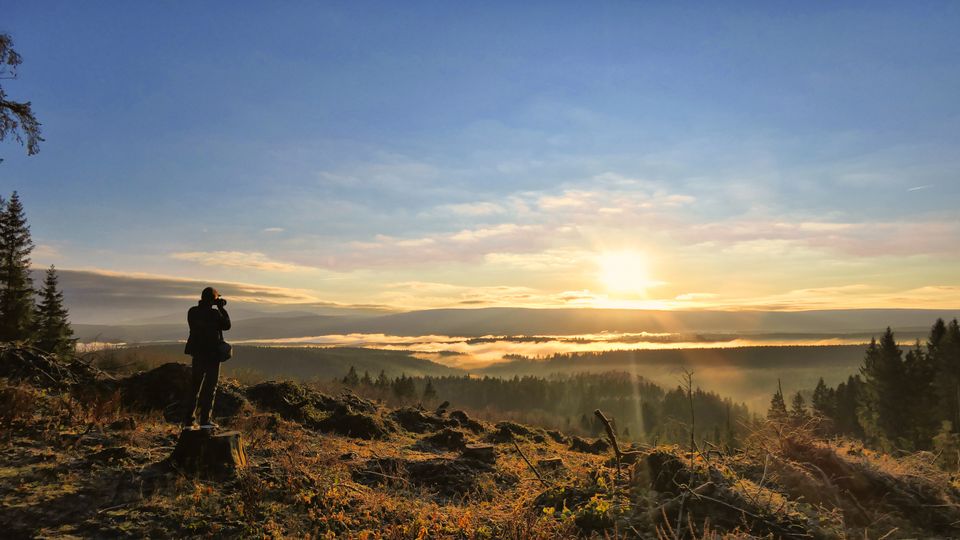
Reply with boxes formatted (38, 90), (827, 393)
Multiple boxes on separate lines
(216, 298), (227, 307)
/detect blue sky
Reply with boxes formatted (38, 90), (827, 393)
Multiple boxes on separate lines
(2, 2), (959, 317)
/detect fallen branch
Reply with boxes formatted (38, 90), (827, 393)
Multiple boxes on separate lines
(511, 436), (550, 489)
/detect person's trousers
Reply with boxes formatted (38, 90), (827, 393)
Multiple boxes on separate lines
(183, 355), (220, 424)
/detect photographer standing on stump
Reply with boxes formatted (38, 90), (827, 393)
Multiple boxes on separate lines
(182, 287), (232, 430)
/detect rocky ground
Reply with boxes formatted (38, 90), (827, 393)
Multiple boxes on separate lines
(2, 345), (960, 539)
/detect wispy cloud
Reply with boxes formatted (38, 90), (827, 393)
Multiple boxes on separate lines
(171, 251), (314, 273)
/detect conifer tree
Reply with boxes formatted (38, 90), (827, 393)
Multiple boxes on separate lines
(33, 265), (73, 355)
(834, 375), (865, 438)
(859, 329), (909, 448)
(375, 369), (390, 389)
(360, 370), (373, 386)
(903, 340), (938, 449)
(811, 378), (834, 417)
(933, 319), (960, 432)
(767, 379), (787, 422)
(422, 379), (437, 401)
(789, 391), (808, 424)
(342, 365), (360, 387)
(0, 192), (35, 341)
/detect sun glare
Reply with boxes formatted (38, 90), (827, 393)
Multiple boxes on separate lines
(597, 251), (654, 294)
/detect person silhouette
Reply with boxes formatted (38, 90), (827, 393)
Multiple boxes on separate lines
(181, 287), (231, 430)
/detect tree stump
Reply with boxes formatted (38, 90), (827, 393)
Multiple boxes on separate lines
(170, 429), (248, 478)
(461, 444), (496, 464)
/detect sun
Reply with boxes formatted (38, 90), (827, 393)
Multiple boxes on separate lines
(596, 251), (655, 294)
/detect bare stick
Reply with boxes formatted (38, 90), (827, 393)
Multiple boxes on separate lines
(511, 436), (550, 488)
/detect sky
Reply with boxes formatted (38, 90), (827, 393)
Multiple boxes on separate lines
(2, 2), (959, 319)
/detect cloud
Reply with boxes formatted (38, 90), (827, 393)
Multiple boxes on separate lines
(47, 268), (390, 324)
(171, 251), (314, 272)
(434, 202), (506, 216)
(263, 227), (285, 233)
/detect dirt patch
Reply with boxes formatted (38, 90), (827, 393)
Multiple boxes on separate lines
(316, 405), (396, 440)
(449, 410), (486, 433)
(486, 421), (546, 443)
(418, 428), (468, 451)
(352, 455), (516, 500)
(389, 407), (450, 433)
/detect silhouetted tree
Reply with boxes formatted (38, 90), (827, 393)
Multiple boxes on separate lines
(834, 375), (865, 438)
(789, 391), (808, 425)
(375, 369), (390, 389)
(422, 379), (437, 401)
(360, 370), (373, 386)
(767, 379), (787, 422)
(33, 265), (73, 355)
(0, 34), (43, 155)
(0, 192), (35, 341)
(903, 339), (938, 449)
(859, 329), (909, 449)
(932, 319), (960, 432)
(342, 365), (359, 387)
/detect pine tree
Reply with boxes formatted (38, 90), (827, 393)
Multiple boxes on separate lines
(811, 378), (834, 418)
(903, 339), (938, 449)
(834, 375), (865, 438)
(859, 329), (909, 449)
(789, 391), (808, 425)
(342, 365), (360, 387)
(360, 370), (373, 386)
(0, 192), (35, 341)
(933, 319), (960, 432)
(422, 379), (437, 401)
(33, 265), (73, 355)
(767, 379), (787, 422)
(375, 369), (390, 389)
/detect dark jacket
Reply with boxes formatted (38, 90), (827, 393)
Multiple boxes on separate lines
(184, 302), (231, 358)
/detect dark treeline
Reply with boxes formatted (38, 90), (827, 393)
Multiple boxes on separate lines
(769, 319), (960, 455)
(339, 366), (750, 446)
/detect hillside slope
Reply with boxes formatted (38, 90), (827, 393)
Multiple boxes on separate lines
(2, 346), (958, 539)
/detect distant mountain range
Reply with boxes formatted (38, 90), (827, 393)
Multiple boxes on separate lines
(73, 307), (960, 343)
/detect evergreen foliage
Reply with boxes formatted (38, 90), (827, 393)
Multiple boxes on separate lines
(33, 265), (74, 355)
(0, 192), (35, 341)
(789, 391), (808, 424)
(767, 379), (787, 422)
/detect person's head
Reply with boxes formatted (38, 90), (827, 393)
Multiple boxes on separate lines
(200, 287), (219, 305)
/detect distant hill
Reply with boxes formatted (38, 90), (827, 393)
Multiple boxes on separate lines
(74, 307), (960, 343)
(118, 344), (464, 380)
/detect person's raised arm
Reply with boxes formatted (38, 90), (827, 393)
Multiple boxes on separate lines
(217, 304), (231, 331)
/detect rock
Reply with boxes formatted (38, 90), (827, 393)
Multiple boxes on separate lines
(461, 444), (496, 464)
(389, 407), (449, 433)
(170, 429), (248, 478)
(107, 417), (137, 431)
(339, 451), (359, 461)
(546, 430), (568, 444)
(434, 400), (450, 415)
(569, 436), (610, 454)
(449, 410), (486, 433)
(421, 428), (468, 451)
